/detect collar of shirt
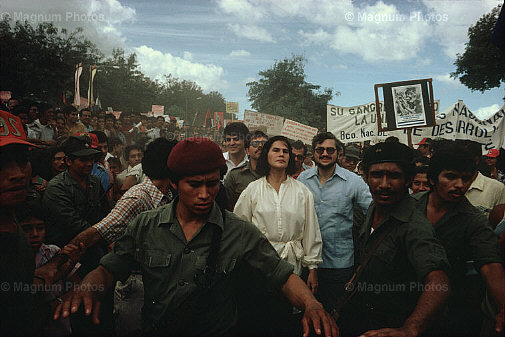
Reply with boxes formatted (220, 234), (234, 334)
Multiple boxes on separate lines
(157, 197), (225, 232)
(468, 172), (484, 191)
(413, 190), (477, 221)
(361, 194), (414, 237)
(223, 151), (248, 168)
(143, 177), (168, 207)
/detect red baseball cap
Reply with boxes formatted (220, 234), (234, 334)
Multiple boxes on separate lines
(0, 110), (38, 148)
(484, 149), (500, 158)
(415, 138), (432, 146)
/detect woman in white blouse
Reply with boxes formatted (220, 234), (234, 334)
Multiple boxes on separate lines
(234, 135), (322, 294)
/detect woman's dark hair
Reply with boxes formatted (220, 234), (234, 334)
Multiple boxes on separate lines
(256, 135), (296, 176)
(142, 138), (178, 180)
(428, 141), (476, 184)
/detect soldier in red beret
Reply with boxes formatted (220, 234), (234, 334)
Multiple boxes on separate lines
(55, 137), (337, 336)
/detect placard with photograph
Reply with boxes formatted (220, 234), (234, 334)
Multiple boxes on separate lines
(374, 78), (436, 132)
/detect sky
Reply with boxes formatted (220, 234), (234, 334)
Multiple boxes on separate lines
(1, 0), (504, 121)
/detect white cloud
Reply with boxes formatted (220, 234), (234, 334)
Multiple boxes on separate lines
(134, 45), (227, 91)
(183, 51), (193, 60)
(433, 73), (462, 86)
(217, 0), (266, 22)
(475, 103), (501, 120)
(0, 0), (136, 53)
(230, 49), (251, 57)
(422, 0), (499, 58)
(228, 23), (275, 43)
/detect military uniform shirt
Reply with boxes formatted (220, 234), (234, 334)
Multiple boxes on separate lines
(223, 161), (261, 210)
(413, 192), (502, 299)
(100, 200), (294, 334)
(345, 194), (449, 331)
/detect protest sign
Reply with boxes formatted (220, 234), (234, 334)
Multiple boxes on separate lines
(151, 105), (164, 116)
(327, 100), (505, 150)
(281, 119), (318, 145)
(226, 102), (239, 114)
(244, 110), (284, 135)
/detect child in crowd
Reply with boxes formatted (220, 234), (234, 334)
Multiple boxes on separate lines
(17, 201), (81, 336)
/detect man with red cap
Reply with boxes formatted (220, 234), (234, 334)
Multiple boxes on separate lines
(55, 137), (337, 337)
(415, 137), (432, 158)
(483, 148), (503, 182)
(0, 110), (39, 334)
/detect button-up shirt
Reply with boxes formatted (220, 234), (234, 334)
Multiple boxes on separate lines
(223, 161), (261, 210)
(345, 194), (450, 332)
(94, 177), (173, 243)
(100, 201), (293, 334)
(223, 151), (248, 180)
(298, 165), (372, 269)
(413, 192), (502, 299)
(234, 176), (322, 274)
(465, 172), (505, 217)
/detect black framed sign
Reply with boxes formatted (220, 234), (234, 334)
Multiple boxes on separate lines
(374, 78), (436, 132)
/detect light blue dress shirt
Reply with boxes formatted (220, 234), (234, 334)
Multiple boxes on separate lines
(298, 165), (372, 268)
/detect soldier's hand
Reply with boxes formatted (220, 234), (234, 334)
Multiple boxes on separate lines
(53, 283), (102, 325)
(359, 326), (418, 337)
(495, 305), (504, 333)
(301, 302), (339, 337)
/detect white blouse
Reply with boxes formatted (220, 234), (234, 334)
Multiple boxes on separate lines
(234, 176), (322, 274)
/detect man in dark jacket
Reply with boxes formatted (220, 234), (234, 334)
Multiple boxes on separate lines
(42, 135), (110, 275)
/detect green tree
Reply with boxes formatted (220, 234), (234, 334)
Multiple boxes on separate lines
(247, 55), (336, 130)
(0, 18), (102, 105)
(451, 6), (505, 96)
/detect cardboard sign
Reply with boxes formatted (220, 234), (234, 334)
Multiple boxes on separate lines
(281, 119), (318, 145)
(244, 110), (284, 135)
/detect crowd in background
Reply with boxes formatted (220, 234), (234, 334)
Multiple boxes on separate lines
(1, 95), (505, 337)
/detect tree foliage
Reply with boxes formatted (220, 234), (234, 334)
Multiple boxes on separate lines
(0, 18), (226, 119)
(451, 6), (505, 95)
(247, 55), (336, 130)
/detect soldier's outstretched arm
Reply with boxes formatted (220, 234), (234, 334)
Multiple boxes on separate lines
(53, 265), (115, 325)
(360, 270), (450, 337)
(281, 273), (339, 337)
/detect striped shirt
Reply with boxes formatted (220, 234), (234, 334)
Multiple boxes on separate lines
(93, 177), (173, 243)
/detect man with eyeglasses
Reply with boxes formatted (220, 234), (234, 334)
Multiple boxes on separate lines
(222, 122), (249, 180)
(224, 130), (267, 211)
(298, 132), (372, 312)
(291, 140), (307, 179)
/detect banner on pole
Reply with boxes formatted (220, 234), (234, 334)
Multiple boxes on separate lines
(281, 119), (319, 145)
(73, 63), (83, 107)
(244, 110), (284, 135)
(327, 100), (505, 150)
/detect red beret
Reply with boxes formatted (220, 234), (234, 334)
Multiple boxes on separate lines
(167, 137), (225, 175)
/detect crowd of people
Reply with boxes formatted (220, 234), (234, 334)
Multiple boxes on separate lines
(1, 97), (505, 337)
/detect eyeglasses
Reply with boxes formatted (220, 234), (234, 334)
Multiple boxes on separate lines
(314, 147), (337, 155)
(294, 154), (305, 161)
(251, 140), (267, 147)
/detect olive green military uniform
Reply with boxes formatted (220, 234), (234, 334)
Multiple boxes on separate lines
(340, 194), (450, 335)
(223, 161), (261, 210)
(100, 199), (294, 335)
(413, 192), (503, 335)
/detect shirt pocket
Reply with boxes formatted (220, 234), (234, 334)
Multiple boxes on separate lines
(135, 249), (172, 279)
(195, 255), (237, 275)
